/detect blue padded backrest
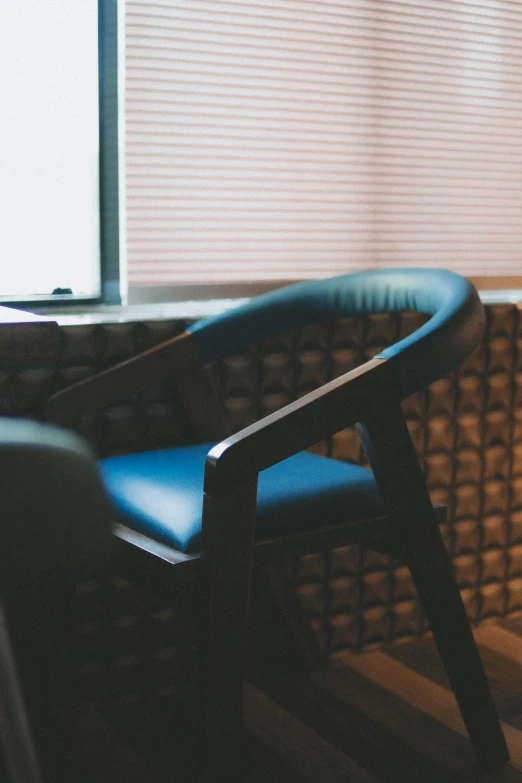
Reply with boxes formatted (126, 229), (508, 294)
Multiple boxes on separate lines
(0, 418), (111, 581)
(187, 268), (485, 399)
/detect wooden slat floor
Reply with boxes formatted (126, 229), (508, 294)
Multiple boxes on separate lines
(90, 617), (522, 781)
(248, 617), (522, 783)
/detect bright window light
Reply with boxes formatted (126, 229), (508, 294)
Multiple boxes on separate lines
(0, 0), (100, 300)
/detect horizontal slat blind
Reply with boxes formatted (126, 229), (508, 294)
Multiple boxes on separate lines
(126, 0), (522, 287)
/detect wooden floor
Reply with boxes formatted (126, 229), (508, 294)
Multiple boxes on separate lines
(83, 617), (522, 782)
(247, 616), (522, 783)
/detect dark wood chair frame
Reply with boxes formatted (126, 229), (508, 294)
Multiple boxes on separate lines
(44, 329), (509, 780)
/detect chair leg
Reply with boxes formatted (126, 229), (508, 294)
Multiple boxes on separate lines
(403, 526), (509, 769)
(199, 478), (258, 783)
(356, 401), (509, 770)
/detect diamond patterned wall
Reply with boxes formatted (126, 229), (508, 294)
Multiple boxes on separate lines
(2, 303), (522, 695)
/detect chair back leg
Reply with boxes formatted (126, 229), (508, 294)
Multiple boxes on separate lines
(0, 600), (42, 783)
(356, 400), (509, 769)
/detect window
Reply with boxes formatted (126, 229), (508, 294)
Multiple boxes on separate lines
(126, 0), (522, 302)
(0, 0), (120, 305)
(4, 1), (522, 307)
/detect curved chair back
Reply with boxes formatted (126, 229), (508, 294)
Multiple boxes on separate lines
(0, 419), (112, 782)
(188, 268), (485, 398)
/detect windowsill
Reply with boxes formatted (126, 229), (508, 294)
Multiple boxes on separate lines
(33, 298), (250, 326)
(478, 290), (522, 305)
(32, 289), (522, 327)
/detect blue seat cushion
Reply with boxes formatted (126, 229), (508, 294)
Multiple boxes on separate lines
(100, 443), (387, 554)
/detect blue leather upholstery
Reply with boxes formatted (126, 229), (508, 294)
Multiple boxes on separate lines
(188, 269), (484, 399)
(100, 444), (386, 554)
(98, 269), (483, 555)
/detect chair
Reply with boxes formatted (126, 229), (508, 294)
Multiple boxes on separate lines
(44, 268), (509, 779)
(0, 418), (112, 782)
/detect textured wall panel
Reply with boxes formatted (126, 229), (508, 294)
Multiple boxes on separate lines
(2, 304), (522, 699)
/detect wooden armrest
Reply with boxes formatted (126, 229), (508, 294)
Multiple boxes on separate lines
(204, 357), (396, 494)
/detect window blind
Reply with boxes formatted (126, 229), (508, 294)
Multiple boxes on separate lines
(125, 0), (522, 288)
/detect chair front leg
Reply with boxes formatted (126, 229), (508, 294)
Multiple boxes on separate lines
(356, 399), (509, 770)
(199, 476), (258, 783)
